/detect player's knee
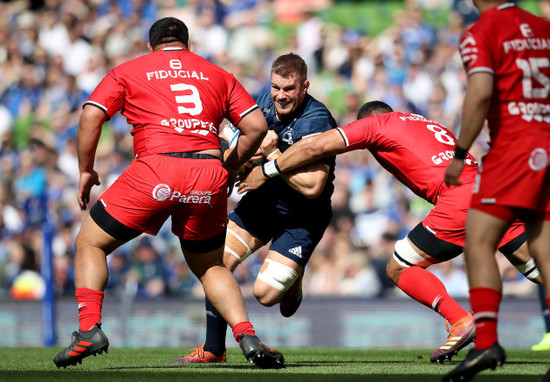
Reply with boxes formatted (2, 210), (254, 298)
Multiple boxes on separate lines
(257, 259), (299, 292)
(385, 257), (402, 285)
(253, 283), (279, 307)
(392, 238), (424, 273)
(74, 230), (99, 257)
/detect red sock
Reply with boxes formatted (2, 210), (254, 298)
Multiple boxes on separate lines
(470, 287), (501, 349)
(75, 288), (104, 331)
(398, 266), (467, 324)
(232, 321), (255, 343)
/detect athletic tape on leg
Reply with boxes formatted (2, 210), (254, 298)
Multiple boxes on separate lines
(516, 258), (541, 281)
(225, 228), (252, 263)
(257, 259), (299, 292)
(393, 238), (425, 268)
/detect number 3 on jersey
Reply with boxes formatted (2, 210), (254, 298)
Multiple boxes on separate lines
(170, 83), (203, 115)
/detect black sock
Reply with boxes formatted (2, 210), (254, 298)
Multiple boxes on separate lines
(203, 297), (227, 356)
(538, 285), (550, 333)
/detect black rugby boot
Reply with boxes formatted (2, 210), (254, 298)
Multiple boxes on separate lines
(443, 342), (505, 382)
(238, 332), (285, 369)
(54, 323), (109, 368)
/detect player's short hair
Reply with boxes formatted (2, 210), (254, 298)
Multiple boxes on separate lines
(271, 53), (307, 81)
(149, 17), (189, 49)
(357, 101), (393, 119)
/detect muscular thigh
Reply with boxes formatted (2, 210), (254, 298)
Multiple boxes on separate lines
(76, 213), (128, 254)
(254, 250), (303, 301)
(390, 225), (461, 284)
(223, 220), (265, 270)
(406, 222), (463, 263)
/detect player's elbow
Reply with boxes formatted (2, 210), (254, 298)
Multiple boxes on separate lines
(302, 184), (323, 199)
(302, 173), (328, 199)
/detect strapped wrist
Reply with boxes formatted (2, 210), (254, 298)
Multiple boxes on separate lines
(266, 149), (280, 161)
(262, 159), (281, 178)
(454, 145), (468, 160)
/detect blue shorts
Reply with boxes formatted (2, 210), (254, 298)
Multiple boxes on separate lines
(229, 191), (331, 267)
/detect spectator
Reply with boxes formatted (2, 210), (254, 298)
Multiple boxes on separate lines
(1, 0), (544, 307)
(106, 252), (130, 293)
(338, 250), (382, 298)
(128, 237), (167, 300)
(296, 11), (324, 73)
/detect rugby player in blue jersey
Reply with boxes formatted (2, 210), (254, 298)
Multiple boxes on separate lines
(172, 53), (337, 364)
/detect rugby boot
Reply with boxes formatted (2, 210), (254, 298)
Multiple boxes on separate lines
(532, 333), (550, 351)
(53, 323), (109, 368)
(280, 274), (303, 318)
(442, 342), (506, 382)
(431, 313), (475, 363)
(540, 366), (550, 382)
(172, 344), (226, 364)
(238, 332), (285, 369)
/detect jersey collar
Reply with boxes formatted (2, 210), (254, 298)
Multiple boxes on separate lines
(497, 2), (516, 10)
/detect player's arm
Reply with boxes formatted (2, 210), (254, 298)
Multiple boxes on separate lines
(238, 129), (346, 193)
(281, 164), (330, 199)
(223, 108), (267, 193)
(219, 130), (231, 161)
(77, 105), (108, 210)
(263, 136), (330, 199)
(444, 72), (493, 186)
(456, 72), (493, 153)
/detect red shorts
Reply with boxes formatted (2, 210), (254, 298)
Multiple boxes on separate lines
(99, 155), (228, 240)
(470, 134), (550, 218)
(422, 182), (524, 247)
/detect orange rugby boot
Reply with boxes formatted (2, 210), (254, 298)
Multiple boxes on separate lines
(172, 344), (226, 364)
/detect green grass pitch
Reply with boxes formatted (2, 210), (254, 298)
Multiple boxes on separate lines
(0, 347), (548, 381)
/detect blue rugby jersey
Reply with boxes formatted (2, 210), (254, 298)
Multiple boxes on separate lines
(253, 92), (337, 211)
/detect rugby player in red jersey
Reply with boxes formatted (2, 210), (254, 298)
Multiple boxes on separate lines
(443, 1), (550, 380)
(53, 17), (284, 369)
(239, 100), (542, 365)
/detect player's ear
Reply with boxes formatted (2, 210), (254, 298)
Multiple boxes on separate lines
(147, 42), (153, 53)
(302, 79), (310, 94)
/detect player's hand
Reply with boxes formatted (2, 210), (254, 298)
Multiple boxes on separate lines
(260, 131), (279, 157)
(444, 158), (465, 186)
(247, 148), (264, 167)
(237, 166), (267, 194)
(78, 170), (100, 210)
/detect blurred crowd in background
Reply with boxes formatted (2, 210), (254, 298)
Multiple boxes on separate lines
(1, 0), (547, 302)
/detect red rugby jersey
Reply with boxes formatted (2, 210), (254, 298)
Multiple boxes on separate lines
(458, 3), (550, 141)
(85, 47), (258, 157)
(338, 112), (479, 204)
